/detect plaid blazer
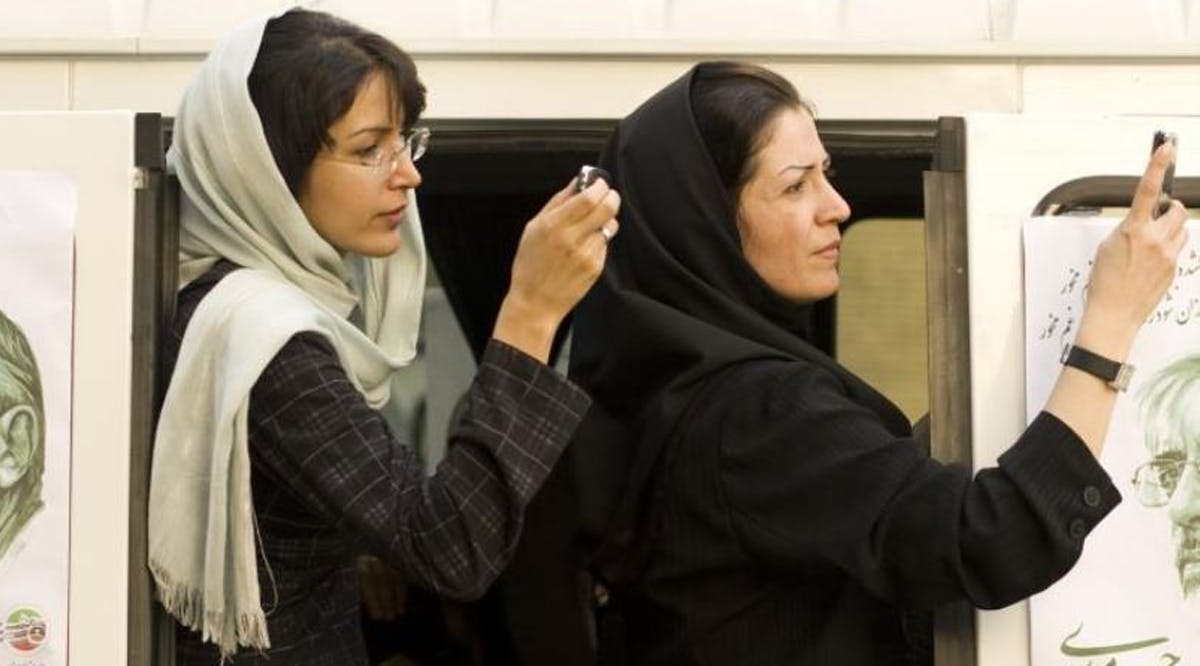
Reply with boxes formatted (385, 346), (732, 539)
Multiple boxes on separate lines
(167, 262), (590, 665)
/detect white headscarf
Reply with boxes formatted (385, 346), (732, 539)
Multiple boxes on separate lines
(147, 10), (427, 657)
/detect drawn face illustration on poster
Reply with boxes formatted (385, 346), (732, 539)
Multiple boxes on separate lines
(0, 308), (44, 563)
(1135, 354), (1200, 599)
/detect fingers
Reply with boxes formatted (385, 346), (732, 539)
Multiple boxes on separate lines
(587, 218), (620, 253)
(536, 174), (606, 218)
(357, 555), (403, 621)
(1129, 142), (1177, 223)
(358, 557), (386, 619)
(572, 188), (622, 245)
(1162, 199), (1189, 259)
(1160, 199), (1189, 240)
(546, 179), (621, 237)
(361, 587), (383, 620)
(376, 577), (398, 621)
(600, 218), (620, 243)
(1167, 222), (1189, 259)
(392, 577), (409, 617)
(535, 180), (578, 216)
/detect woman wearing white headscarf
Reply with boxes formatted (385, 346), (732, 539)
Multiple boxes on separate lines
(147, 9), (619, 665)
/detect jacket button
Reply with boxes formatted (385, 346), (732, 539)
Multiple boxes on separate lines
(1083, 486), (1102, 508)
(1069, 519), (1088, 539)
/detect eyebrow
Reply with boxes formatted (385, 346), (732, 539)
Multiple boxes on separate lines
(777, 156), (833, 176)
(347, 125), (396, 139)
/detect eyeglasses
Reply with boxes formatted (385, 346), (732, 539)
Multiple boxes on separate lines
(320, 127), (430, 179)
(1131, 453), (1200, 507)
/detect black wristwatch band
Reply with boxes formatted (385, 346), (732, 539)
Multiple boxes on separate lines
(1061, 345), (1134, 391)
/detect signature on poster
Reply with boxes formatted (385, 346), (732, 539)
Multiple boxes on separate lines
(1061, 624), (1180, 665)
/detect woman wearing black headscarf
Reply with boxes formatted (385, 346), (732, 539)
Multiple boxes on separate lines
(566, 62), (1186, 665)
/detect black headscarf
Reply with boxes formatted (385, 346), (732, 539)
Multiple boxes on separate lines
(567, 65), (909, 581)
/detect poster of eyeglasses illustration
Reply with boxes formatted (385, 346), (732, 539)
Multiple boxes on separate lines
(1026, 216), (1200, 666)
(0, 171), (74, 666)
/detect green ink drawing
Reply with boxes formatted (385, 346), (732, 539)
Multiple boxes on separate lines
(1135, 354), (1200, 598)
(1060, 624), (1170, 660)
(0, 309), (44, 563)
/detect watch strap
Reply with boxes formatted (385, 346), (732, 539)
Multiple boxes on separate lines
(1060, 345), (1134, 391)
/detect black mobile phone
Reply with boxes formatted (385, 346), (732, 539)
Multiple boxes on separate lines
(1153, 130), (1177, 216)
(574, 165), (611, 193)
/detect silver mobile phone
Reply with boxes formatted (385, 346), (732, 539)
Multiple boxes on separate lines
(575, 165), (611, 193)
(1152, 130), (1177, 217)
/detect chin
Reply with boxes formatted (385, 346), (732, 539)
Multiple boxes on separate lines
(1179, 568), (1200, 599)
(786, 275), (840, 304)
(354, 235), (402, 258)
(1174, 536), (1200, 597)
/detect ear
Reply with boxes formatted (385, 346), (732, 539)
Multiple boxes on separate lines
(0, 405), (36, 489)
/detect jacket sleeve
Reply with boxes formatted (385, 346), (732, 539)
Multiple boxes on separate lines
(711, 361), (1120, 610)
(247, 333), (591, 600)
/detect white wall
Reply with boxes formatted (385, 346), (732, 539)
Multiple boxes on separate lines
(3, 2), (1200, 666)
(8, 0), (1200, 43)
(5, 52), (1200, 122)
(3, 0), (1200, 120)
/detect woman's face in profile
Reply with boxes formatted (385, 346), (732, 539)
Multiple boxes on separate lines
(735, 107), (850, 304)
(298, 70), (421, 257)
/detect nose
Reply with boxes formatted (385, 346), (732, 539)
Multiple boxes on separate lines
(1168, 463), (1200, 529)
(387, 152), (422, 190)
(819, 178), (851, 226)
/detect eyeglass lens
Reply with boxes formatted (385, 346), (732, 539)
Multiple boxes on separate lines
(374, 129), (429, 174)
(1132, 457), (1198, 507)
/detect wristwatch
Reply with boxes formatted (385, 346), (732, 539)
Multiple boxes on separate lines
(1060, 345), (1135, 392)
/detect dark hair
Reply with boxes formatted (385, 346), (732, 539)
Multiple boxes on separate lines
(690, 61), (813, 203)
(248, 9), (427, 195)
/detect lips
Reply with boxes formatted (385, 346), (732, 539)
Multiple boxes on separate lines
(381, 205), (406, 227)
(814, 239), (841, 258)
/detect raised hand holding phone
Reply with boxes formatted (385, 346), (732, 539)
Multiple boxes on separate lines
(493, 166), (621, 362)
(1044, 131), (1188, 454)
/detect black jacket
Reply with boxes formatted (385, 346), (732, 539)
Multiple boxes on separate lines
(165, 262), (590, 665)
(500, 65), (1120, 666)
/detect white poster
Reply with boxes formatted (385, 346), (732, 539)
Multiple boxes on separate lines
(1027, 216), (1200, 666)
(0, 172), (75, 666)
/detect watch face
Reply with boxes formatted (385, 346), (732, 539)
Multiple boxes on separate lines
(1111, 364), (1135, 392)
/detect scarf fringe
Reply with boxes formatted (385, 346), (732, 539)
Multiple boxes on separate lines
(150, 558), (270, 658)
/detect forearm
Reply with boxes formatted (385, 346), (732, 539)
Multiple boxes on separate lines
(835, 416), (1117, 610)
(1042, 310), (1138, 457)
(386, 441), (521, 599)
(880, 413), (1119, 610)
(249, 334), (588, 598)
(713, 362), (1117, 611)
(385, 339), (590, 595)
(491, 293), (561, 365)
